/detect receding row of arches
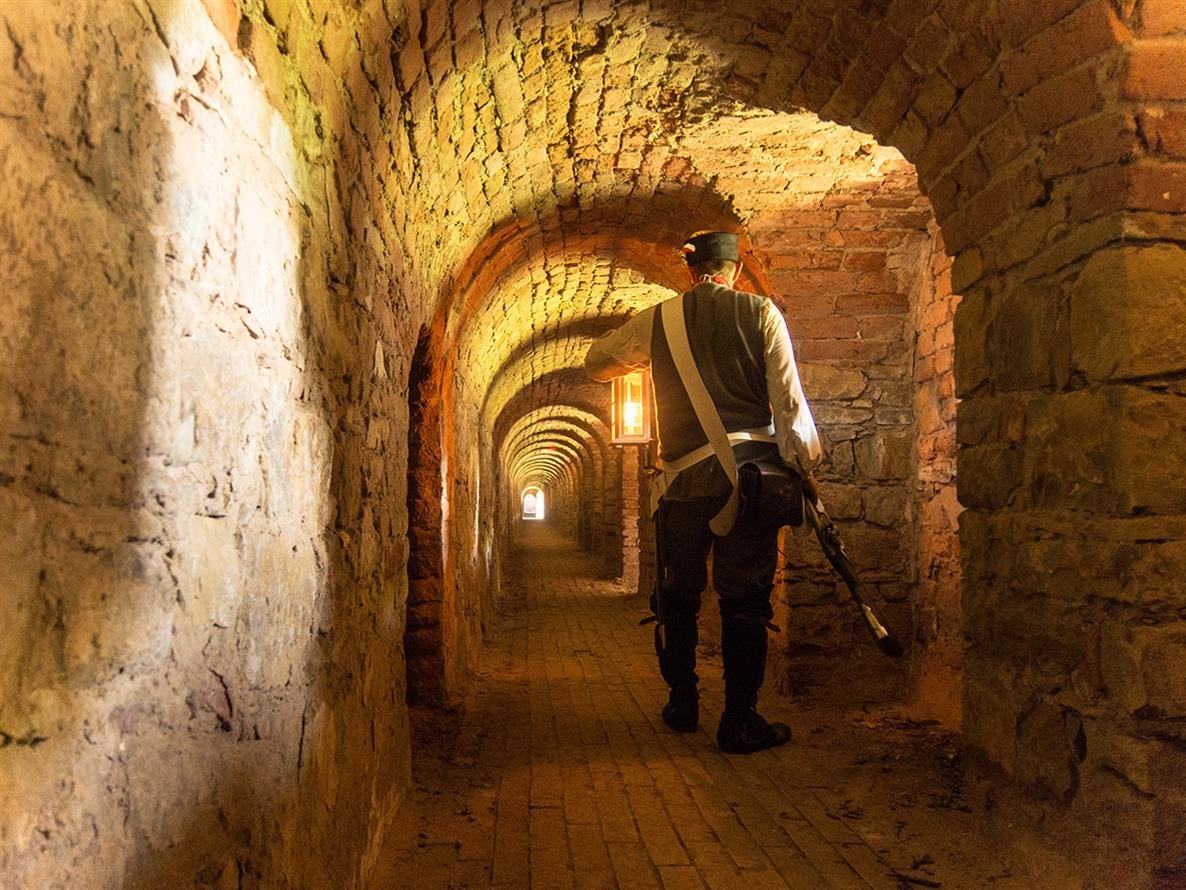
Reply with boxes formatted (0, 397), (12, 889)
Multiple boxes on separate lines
(5, 0), (1180, 885)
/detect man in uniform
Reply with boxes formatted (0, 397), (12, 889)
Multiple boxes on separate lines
(584, 231), (821, 753)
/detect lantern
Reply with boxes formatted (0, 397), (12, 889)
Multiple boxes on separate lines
(611, 369), (652, 445)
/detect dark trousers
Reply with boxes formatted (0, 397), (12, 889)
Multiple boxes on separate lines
(653, 495), (779, 715)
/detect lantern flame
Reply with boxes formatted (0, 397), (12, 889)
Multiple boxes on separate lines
(612, 370), (652, 445)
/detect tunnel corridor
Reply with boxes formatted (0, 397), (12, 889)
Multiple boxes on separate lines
(2, 0), (1184, 888)
(376, 522), (1020, 889)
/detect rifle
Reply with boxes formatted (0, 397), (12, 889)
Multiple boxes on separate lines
(804, 494), (904, 658)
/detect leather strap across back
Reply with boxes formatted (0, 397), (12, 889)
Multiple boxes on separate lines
(659, 296), (743, 536)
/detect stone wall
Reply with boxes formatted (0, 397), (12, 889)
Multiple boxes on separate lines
(749, 178), (949, 706)
(625, 174), (959, 711)
(1, 1), (414, 885)
(2, 0), (1183, 885)
(909, 228), (962, 723)
(958, 241), (1186, 885)
(620, 446), (642, 590)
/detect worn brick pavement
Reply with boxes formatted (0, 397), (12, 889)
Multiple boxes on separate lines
(373, 525), (1031, 889)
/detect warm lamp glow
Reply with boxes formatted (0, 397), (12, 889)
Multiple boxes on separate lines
(612, 370), (652, 445)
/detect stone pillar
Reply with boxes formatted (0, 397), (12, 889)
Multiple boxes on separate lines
(601, 450), (624, 578)
(909, 230), (963, 724)
(620, 445), (641, 591)
(956, 242), (1186, 882)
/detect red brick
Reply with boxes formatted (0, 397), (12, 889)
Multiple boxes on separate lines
(943, 166), (1029, 252)
(904, 16), (955, 74)
(1127, 159), (1186, 211)
(776, 269), (858, 296)
(1125, 40), (1186, 100)
(855, 270), (904, 293)
(836, 209), (883, 229)
(774, 289), (836, 317)
(767, 250), (844, 271)
(1017, 63), (1105, 135)
(861, 61), (919, 140)
(956, 74), (1012, 139)
(799, 337), (891, 363)
(882, 208), (934, 229)
(997, 0), (1111, 48)
(842, 291), (911, 314)
(1068, 164), (1132, 220)
(977, 111), (1028, 171)
(940, 27), (997, 89)
(841, 250), (888, 271)
(1138, 106), (1186, 158)
(914, 71), (960, 128)
(836, 229), (910, 248)
(1138, 0), (1186, 36)
(952, 150), (991, 197)
(856, 315), (910, 339)
(916, 111), (972, 179)
(1040, 110), (1141, 177)
(926, 174), (961, 221)
(791, 316), (861, 339)
(999, 0), (1132, 96)
(868, 192), (917, 209)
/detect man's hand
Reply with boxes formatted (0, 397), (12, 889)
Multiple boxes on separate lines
(801, 472), (820, 505)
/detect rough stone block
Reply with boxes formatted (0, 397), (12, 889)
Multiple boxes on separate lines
(1024, 386), (1186, 513)
(953, 289), (990, 396)
(963, 669), (1021, 767)
(1015, 698), (1085, 799)
(799, 363), (867, 400)
(864, 488), (909, 527)
(986, 275), (1069, 393)
(855, 430), (913, 480)
(1071, 244), (1186, 381)
(1103, 623), (1186, 717)
(957, 443), (1021, 508)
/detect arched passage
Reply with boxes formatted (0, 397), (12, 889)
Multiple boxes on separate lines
(5, 1), (1182, 886)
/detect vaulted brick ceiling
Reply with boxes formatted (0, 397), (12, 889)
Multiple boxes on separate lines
(310, 0), (943, 477)
(453, 110), (916, 433)
(354, 0), (925, 439)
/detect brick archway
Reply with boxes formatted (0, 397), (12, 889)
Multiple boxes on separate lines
(5, 1), (1181, 885)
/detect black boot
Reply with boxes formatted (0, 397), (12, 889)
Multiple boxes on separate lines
(655, 618), (699, 732)
(662, 690), (699, 732)
(716, 616), (790, 753)
(716, 708), (791, 753)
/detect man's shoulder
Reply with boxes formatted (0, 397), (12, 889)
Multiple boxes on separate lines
(709, 284), (770, 317)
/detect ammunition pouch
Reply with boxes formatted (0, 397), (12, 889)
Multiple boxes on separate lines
(738, 461), (804, 530)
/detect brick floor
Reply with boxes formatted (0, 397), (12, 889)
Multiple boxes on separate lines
(373, 526), (1033, 889)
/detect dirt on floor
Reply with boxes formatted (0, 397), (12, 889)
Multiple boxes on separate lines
(372, 527), (1076, 889)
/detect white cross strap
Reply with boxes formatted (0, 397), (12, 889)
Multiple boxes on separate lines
(660, 296), (747, 536)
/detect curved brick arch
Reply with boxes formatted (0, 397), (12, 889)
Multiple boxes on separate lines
(272, 2), (1179, 880)
(504, 422), (605, 478)
(498, 407), (611, 460)
(363, 4), (1173, 878)
(513, 452), (575, 486)
(507, 431), (596, 502)
(507, 432), (591, 481)
(480, 337), (611, 433)
(498, 407), (625, 558)
(442, 219), (779, 436)
(10, 2), (1183, 887)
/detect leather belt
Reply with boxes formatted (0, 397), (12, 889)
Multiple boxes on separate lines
(656, 425), (777, 475)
